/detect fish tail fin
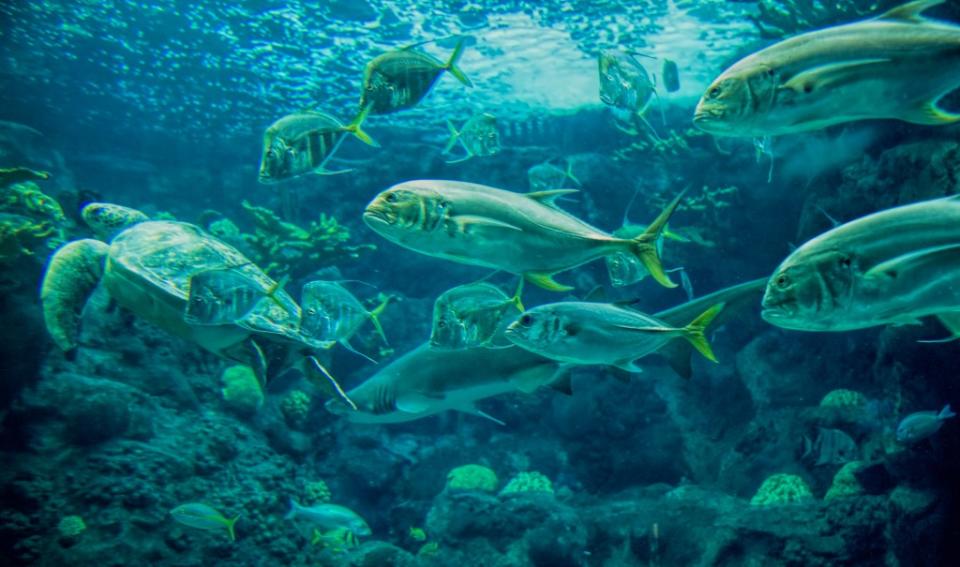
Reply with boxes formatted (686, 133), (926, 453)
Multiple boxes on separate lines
(344, 103), (380, 148)
(662, 226), (690, 242)
(940, 404), (956, 420)
(680, 303), (725, 363)
(445, 38), (472, 87)
(565, 161), (581, 186)
(625, 188), (687, 288)
(285, 498), (299, 520)
(443, 119), (461, 154)
(509, 277), (525, 312)
(226, 514), (240, 542)
(266, 274), (290, 309)
(368, 294), (391, 345)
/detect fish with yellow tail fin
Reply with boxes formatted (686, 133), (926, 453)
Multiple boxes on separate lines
(170, 503), (240, 541)
(363, 180), (687, 291)
(360, 37), (472, 115)
(430, 279), (524, 350)
(300, 280), (389, 363)
(444, 113), (501, 164)
(695, 0), (960, 137)
(258, 106), (379, 183)
(505, 301), (724, 373)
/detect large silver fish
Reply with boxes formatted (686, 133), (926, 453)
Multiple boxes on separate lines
(762, 195), (960, 334)
(504, 301), (723, 372)
(694, 0), (960, 137)
(258, 107), (377, 183)
(363, 180), (686, 291)
(324, 340), (566, 425)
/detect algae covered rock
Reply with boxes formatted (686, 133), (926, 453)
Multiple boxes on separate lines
(750, 473), (813, 506)
(499, 471), (554, 496)
(220, 364), (263, 417)
(445, 464), (498, 493)
(825, 461), (866, 500)
(280, 389), (311, 429)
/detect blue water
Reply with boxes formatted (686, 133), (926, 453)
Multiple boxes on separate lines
(1, 1), (959, 565)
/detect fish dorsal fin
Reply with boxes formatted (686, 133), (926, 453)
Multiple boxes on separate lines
(527, 189), (579, 208)
(877, 0), (944, 23)
(864, 243), (960, 280)
(781, 59), (891, 95)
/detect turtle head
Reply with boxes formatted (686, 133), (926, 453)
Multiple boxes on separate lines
(81, 202), (148, 240)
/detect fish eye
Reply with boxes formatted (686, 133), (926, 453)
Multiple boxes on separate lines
(519, 314), (533, 327)
(708, 86), (721, 99)
(306, 308), (316, 317)
(775, 274), (789, 289)
(838, 255), (852, 268)
(437, 320), (446, 329)
(385, 192), (398, 203)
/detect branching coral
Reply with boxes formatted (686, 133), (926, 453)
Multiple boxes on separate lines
(238, 200), (375, 280)
(747, 0), (901, 39)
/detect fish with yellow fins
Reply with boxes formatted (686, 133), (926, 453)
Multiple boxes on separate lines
(504, 301), (724, 372)
(363, 180), (687, 291)
(258, 106), (378, 183)
(360, 37), (472, 115)
(762, 195), (960, 336)
(694, 0), (960, 137)
(444, 113), (501, 164)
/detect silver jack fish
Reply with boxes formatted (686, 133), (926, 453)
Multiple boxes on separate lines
(430, 280), (523, 350)
(324, 340), (566, 425)
(300, 281), (388, 362)
(504, 301), (723, 372)
(363, 180), (687, 291)
(258, 107), (378, 183)
(443, 113), (501, 164)
(694, 0), (960, 137)
(360, 38), (472, 115)
(762, 195), (960, 335)
(185, 268), (289, 327)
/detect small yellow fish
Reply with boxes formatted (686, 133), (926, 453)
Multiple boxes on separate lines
(170, 503), (239, 541)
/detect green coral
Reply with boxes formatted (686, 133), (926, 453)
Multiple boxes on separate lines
(750, 473), (814, 506)
(499, 471), (554, 496)
(1, 181), (65, 222)
(220, 365), (264, 416)
(820, 389), (868, 409)
(0, 166), (50, 187)
(57, 515), (86, 538)
(825, 461), (865, 500)
(446, 464), (499, 493)
(238, 200), (375, 280)
(281, 390), (311, 428)
(304, 480), (331, 505)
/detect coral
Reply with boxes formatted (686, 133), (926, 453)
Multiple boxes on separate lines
(750, 473), (813, 506)
(747, 0), (901, 39)
(237, 200), (375, 280)
(499, 471), (554, 496)
(0, 214), (62, 264)
(825, 461), (865, 501)
(446, 464), (499, 493)
(820, 389), (868, 409)
(207, 217), (241, 242)
(57, 515), (86, 538)
(220, 365), (264, 417)
(0, 166), (49, 187)
(280, 390), (311, 428)
(303, 480), (331, 505)
(1, 181), (66, 223)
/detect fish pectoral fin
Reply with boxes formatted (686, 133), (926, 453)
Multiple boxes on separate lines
(452, 215), (523, 235)
(779, 59), (890, 95)
(455, 403), (505, 426)
(864, 243), (960, 280)
(613, 360), (645, 374)
(877, 0), (944, 23)
(548, 372), (573, 396)
(526, 189), (579, 208)
(901, 100), (960, 126)
(525, 272), (574, 292)
(395, 392), (443, 414)
(921, 312), (960, 343)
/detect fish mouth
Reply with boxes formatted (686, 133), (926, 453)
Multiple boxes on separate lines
(362, 207), (392, 227)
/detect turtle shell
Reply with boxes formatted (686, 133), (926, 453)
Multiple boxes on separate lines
(106, 221), (303, 343)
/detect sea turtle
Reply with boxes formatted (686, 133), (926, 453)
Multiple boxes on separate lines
(40, 203), (344, 393)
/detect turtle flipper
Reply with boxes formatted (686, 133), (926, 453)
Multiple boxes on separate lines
(40, 239), (109, 351)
